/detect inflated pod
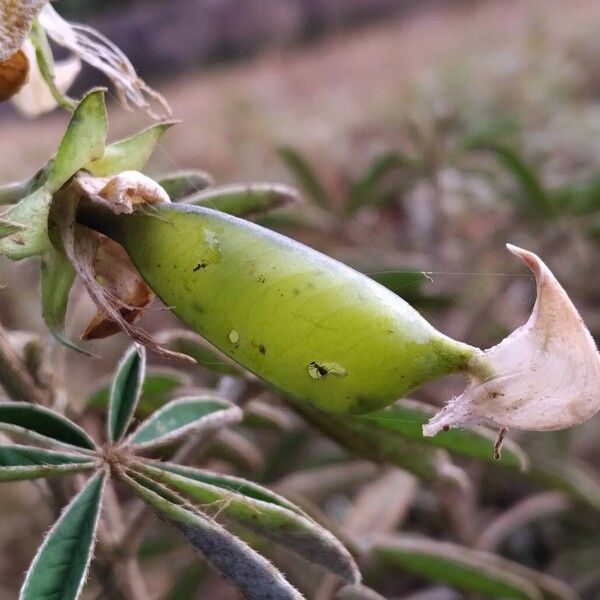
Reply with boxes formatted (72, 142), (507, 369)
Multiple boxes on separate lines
(82, 203), (485, 414)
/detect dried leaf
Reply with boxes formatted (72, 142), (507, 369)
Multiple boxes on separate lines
(424, 245), (600, 436)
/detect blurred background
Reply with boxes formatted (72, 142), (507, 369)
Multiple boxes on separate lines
(2, 0), (600, 598)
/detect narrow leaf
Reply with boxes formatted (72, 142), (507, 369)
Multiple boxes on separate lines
(277, 146), (329, 208)
(0, 402), (97, 451)
(20, 471), (106, 600)
(0, 178), (34, 205)
(528, 458), (600, 512)
(475, 142), (552, 219)
(183, 183), (300, 217)
(122, 471), (303, 600)
(370, 535), (541, 599)
(347, 150), (405, 213)
(40, 242), (88, 354)
(370, 535), (576, 600)
(47, 88), (108, 192)
(289, 399), (449, 483)
(128, 396), (242, 450)
(87, 368), (191, 417)
(145, 460), (306, 515)
(0, 443), (97, 482)
(157, 169), (214, 200)
(357, 399), (529, 470)
(134, 461), (360, 582)
(336, 584), (387, 600)
(86, 122), (177, 177)
(108, 345), (146, 442)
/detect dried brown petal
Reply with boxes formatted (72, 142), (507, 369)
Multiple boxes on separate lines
(0, 48), (29, 102)
(81, 234), (153, 340)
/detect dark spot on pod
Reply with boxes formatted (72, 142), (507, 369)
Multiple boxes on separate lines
(193, 262), (207, 271)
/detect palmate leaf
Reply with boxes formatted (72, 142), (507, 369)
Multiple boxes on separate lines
(87, 368), (191, 417)
(0, 443), (97, 482)
(20, 471), (106, 600)
(0, 402), (97, 451)
(368, 535), (576, 600)
(86, 121), (177, 177)
(132, 461), (360, 583)
(122, 471), (304, 600)
(127, 396), (242, 450)
(107, 345), (146, 443)
(183, 183), (300, 217)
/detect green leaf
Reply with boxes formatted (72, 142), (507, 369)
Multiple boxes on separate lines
(87, 368), (191, 417)
(0, 187), (53, 260)
(347, 150), (406, 213)
(40, 243), (88, 354)
(475, 142), (552, 219)
(183, 183), (299, 217)
(146, 461), (305, 515)
(108, 345), (146, 443)
(0, 443), (97, 482)
(528, 458), (600, 512)
(47, 89), (108, 191)
(156, 170), (214, 200)
(122, 471), (303, 600)
(0, 178), (34, 205)
(86, 122), (177, 177)
(288, 399), (450, 483)
(277, 146), (330, 208)
(128, 396), (242, 449)
(20, 471), (106, 600)
(0, 402), (97, 451)
(356, 399), (528, 470)
(156, 329), (242, 375)
(243, 399), (294, 432)
(370, 536), (541, 599)
(134, 461), (360, 582)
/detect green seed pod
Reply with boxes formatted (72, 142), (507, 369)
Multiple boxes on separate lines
(83, 203), (483, 414)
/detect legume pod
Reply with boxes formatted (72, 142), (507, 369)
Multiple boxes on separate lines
(84, 203), (484, 414)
